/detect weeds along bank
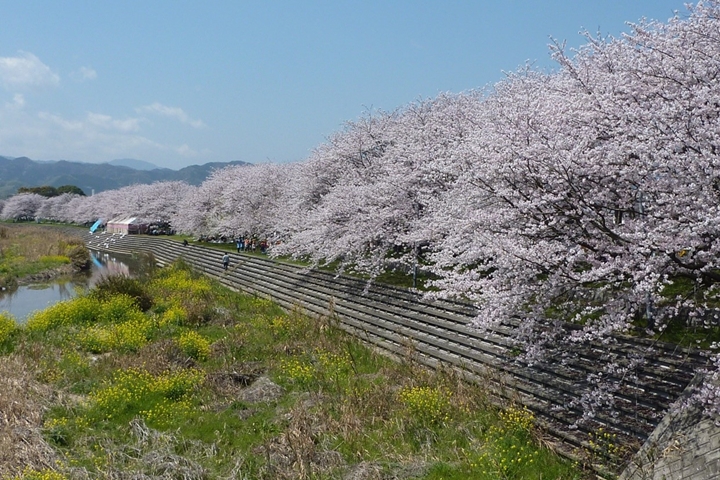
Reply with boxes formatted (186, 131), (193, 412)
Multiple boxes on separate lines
(0, 224), (90, 289)
(0, 260), (588, 479)
(4, 3), (720, 452)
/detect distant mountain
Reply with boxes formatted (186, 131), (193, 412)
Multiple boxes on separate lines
(106, 158), (160, 170)
(0, 156), (251, 198)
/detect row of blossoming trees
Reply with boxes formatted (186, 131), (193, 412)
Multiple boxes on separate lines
(2, 2), (720, 418)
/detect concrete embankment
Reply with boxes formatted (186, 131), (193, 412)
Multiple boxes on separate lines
(84, 231), (718, 478)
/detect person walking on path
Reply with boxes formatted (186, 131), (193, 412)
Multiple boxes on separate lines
(222, 253), (230, 270)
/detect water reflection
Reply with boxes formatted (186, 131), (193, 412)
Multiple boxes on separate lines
(87, 251), (132, 286)
(0, 251), (140, 323)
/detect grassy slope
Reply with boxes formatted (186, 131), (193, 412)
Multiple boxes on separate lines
(0, 257), (590, 479)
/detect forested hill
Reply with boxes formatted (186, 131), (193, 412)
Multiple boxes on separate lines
(0, 156), (251, 198)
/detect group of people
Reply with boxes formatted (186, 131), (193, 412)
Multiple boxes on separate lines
(194, 234), (268, 254)
(235, 236), (268, 254)
(183, 234), (272, 271)
(217, 236), (270, 271)
(197, 234), (228, 243)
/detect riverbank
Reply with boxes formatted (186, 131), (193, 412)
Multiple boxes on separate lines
(0, 258), (587, 479)
(16, 264), (76, 285)
(0, 224), (90, 289)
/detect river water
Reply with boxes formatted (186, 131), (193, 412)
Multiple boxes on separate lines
(0, 250), (142, 323)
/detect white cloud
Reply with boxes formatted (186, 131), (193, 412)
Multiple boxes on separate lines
(38, 111), (83, 131)
(0, 51), (60, 90)
(137, 102), (205, 128)
(70, 66), (97, 82)
(86, 112), (140, 132)
(0, 98), (205, 169)
(37, 111), (141, 133)
(80, 66), (97, 80)
(176, 144), (197, 156)
(4, 93), (25, 109)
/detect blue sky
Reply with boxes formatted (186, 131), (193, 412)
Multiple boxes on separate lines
(0, 0), (687, 170)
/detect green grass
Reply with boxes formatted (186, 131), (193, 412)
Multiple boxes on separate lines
(643, 276), (720, 348)
(0, 259), (588, 479)
(0, 254), (71, 283)
(0, 224), (89, 288)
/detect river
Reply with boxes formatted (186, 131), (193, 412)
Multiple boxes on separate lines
(0, 250), (144, 323)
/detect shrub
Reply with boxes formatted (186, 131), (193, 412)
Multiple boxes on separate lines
(38, 254), (71, 266)
(90, 275), (152, 312)
(268, 315), (292, 337)
(64, 243), (90, 271)
(155, 368), (205, 400)
(314, 348), (354, 391)
(0, 311), (16, 344)
(176, 330), (211, 361)
(280, 357), (316, 387)
(398, 385), (452, 426)
(97, 294), (143, 324)
(149, 263), (215, 325)
(0, 272), (17, 289)
(268, 313), (311, 339)
(9, 467), (68, 480)
(588, 427), (623, 462)
(316, 349), (352, 375)
(88, 367), (204, 427)
(77, 313), (154, 353)
(26, 296), (97, 332)
(158, 305), (187, 327)
(473, 406), (540, 478)
(499, 405), (534, 432)
(56, 351), (91, 386)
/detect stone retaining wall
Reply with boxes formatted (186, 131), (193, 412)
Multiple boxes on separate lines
(620, 373), (720, 480)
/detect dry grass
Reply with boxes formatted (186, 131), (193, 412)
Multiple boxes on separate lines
(0, 354), (59, 477)
(117, 338), (196, 375)
(255, 402), (346, 480)
(0, 224), (89, 288)
(0, 225), (83, 259)
(56, 418), (211, 480)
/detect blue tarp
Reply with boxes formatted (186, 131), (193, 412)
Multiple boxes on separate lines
(89, 218), (103, 233)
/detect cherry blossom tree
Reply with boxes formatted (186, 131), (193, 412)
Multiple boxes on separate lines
(213, 162), (297, 239)
(71, 189), (128, 225)
(62, 193), (103, 225)
(0, 193), (45, 221)
(36, 193), (82, 222)
(172, 179), (223, 236)
(37, 181), (196, 227)
(272, 94), (482, 278)
(124, 181), (195, 225)
(427, 1), (720, 337)
(422, 1), (720, 417)
(270, 109), (401, 274)
(172, 163), (293, 239)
